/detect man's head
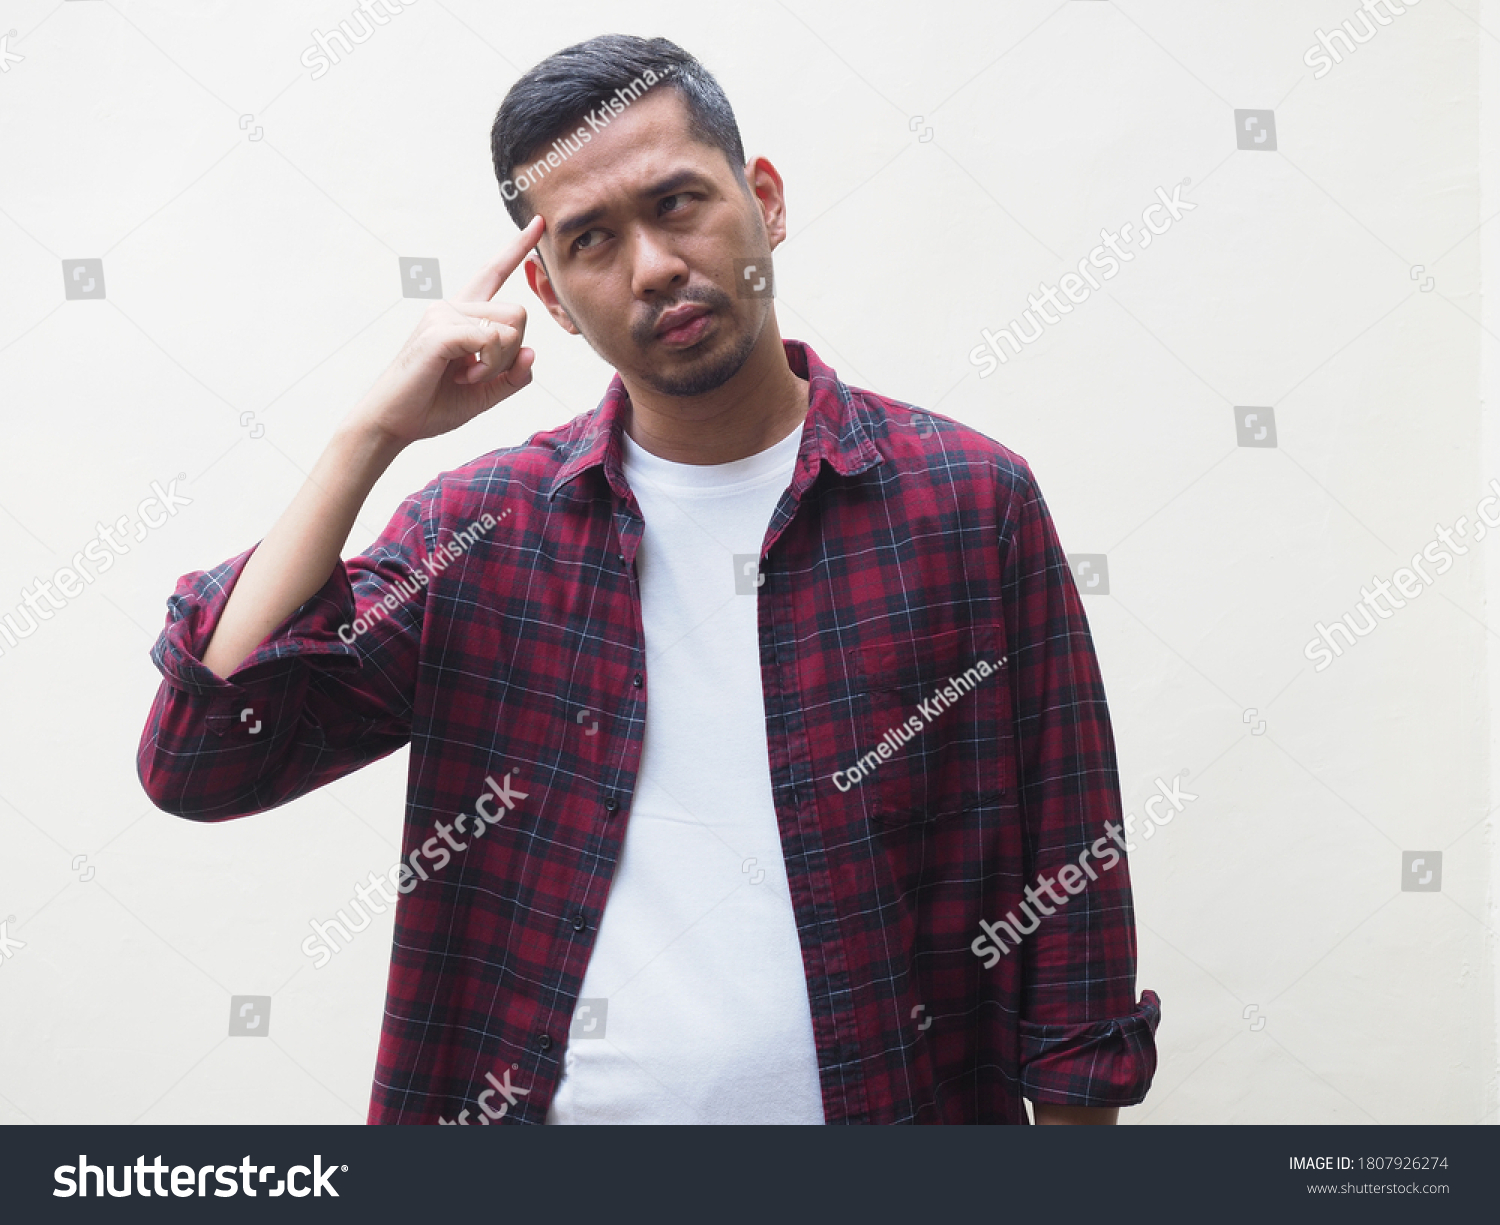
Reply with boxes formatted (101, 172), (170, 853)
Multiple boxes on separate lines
(489, 35), (787, 399)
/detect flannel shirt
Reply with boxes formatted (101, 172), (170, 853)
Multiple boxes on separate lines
(138, 338), (1160, 1124)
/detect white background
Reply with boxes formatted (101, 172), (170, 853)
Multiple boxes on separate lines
(0, 0), (1496, 1124)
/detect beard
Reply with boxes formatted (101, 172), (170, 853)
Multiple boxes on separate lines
(561, 276), (769, 397)
(637, 318), (760, 397)
(630, 283), (762, 397)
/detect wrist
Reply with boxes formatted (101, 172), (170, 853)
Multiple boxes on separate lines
(329, 418), (409, 473)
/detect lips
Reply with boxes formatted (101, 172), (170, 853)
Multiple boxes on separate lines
(654, 304), (711, 343)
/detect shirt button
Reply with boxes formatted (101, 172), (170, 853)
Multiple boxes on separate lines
(537, 1034), (552, 1052)
(632, 673), (642, 688)
(571, 913), (587, 932)
(618, 553), (626, 565)
(604, 797), (619, 813)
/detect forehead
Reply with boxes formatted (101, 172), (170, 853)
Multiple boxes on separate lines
(523, 87), (730, 222)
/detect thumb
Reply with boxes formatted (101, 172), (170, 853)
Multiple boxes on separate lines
(495, 346), (536, 395)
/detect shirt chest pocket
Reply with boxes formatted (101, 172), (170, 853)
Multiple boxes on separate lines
(844, 623), (1011, 825)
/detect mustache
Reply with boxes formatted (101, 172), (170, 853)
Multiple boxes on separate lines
(632, 285), (736, 346)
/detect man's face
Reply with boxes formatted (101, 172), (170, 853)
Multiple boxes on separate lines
(521, 87), (781, 398)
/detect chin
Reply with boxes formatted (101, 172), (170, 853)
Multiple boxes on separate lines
(641, 323), (760, 398)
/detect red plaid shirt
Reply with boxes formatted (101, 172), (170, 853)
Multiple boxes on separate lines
(139, 339), (1159, 1124)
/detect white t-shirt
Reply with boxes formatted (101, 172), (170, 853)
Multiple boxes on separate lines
(545, 418), (825, 1124)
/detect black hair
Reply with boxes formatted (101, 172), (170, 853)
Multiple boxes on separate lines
(490, 34), (748, 237)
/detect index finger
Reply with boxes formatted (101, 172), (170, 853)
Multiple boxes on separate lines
(457, 214), (545, 303)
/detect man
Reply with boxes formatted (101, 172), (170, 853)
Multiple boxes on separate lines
(138, 34), (1159, 1124)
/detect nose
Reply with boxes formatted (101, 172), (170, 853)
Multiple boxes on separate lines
(629, 226), (689, 301)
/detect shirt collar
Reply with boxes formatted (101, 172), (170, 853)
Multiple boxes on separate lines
(547, 339), (884, 501)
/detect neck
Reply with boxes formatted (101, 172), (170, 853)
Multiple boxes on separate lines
(620, 324), (808, 465)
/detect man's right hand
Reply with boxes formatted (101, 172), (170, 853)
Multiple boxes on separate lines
(347, 214), (546, 446)
(198, 215), (548, 681)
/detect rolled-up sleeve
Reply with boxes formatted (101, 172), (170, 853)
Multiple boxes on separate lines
(1001, 463), (1161, 1107)
(1019, 989), (1161, 1105)
(137, 482), (436, 820)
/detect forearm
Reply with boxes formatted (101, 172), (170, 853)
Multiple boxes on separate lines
(201, 422), (407, 678)
(1032, 1102), (1119, 1125)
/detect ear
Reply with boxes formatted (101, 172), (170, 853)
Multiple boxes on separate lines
(525, 252), (581, 334)
(744, 156), (788, 250)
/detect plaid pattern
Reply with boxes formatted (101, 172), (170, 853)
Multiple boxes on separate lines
(138, 339), (1159, 1124)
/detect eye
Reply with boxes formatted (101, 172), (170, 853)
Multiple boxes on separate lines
(572, 228), (607, 252)
(660, 193), (692, 214)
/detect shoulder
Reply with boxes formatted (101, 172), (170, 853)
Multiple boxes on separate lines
(405, 407), (603, 529)
(843, 379), (1040, 509)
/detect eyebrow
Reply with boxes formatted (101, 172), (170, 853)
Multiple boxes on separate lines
(551, 168), (709, 243)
